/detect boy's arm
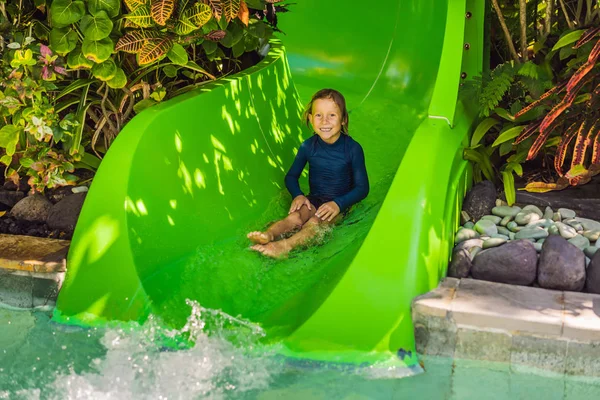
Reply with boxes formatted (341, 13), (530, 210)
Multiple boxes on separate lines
(333, 143), (369, 210)
(285, 144), (308, 198)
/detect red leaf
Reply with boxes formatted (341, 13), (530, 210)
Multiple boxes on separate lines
(574, 26), (600, 49)
(554, 121), (579, 176)
(514, 122), (540, 144)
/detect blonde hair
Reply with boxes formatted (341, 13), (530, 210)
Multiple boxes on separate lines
(303, 88), (349, 134)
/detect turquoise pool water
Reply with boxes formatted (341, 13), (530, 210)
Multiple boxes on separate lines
(2, 305), (600, 399)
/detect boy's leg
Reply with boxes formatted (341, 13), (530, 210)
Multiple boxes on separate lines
(247, 205), (316, 244)
(250, 216), (328, 258)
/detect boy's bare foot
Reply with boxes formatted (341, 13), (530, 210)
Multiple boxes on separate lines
(247, 231), (272, 245)
(250, 241), (290, 258)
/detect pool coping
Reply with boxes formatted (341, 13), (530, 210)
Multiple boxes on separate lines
(412, 277), (600, 376)
(0, 234), (69, 308)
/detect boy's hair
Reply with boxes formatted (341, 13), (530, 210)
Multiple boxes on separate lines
(303, 88), (349, 134)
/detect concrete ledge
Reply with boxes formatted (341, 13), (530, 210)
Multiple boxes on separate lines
(413, 278), (600, 375)
(0, 234), (69, 308)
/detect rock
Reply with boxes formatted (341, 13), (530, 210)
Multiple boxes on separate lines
(584, 246), (598, 258)
(508, 232), (515, 240)
(46, 193), (86, 233)
(71, 186), (88, 194)
(495, 199), (507, 207)
(474, 220), (498, 236)
(538, 235), (586, 292)
(558, 208), (576, 219)
(507, 221), (519, 232)
(586, 257), (591, 268)
(555, 222), (578, 239)
(534, 242), (543, 252)
(515, 227), (549, 240)
(500, 216), (512, 226)
(47, 186), (75, 204)
(585, 251), (600, 294)
(454, 238), (484, 253)
(537, 238), (546, 244)
(448, 249), (472, 278)
(497, 226), (511, 236)
(464, 221), (475, 229)
(492, 206), (521, 218)
(575, 218), (600, 231)
(471, 247), (482, 259)
(480, 215), (502, 224)
(515, 212), (541, 225)
(553, 212), (562, 222)
(564, 219), (584, 232)
(10, 194), (53, 223)
(522, 205), (544, 217)
(548, 225), (559, 236)
(483, 238), (507, 249)
(460, 211), (471, 225)
(583, 230), (600, 242)
(0, 189), (25, 207)
(462, 181), (497, 222)
(527, 219), (554, 228)
(568, 235), (590, 250)
(471, 240), (537, 286)
(491, 234), (509, 240)
(543, 206), (554, 220)
(597, 240), (600, 249)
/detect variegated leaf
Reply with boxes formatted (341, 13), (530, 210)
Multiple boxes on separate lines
(205, 30), (226, 41)
(203, 0), (222, 19)
(571, 120), (591, 169)
(574, 26), (600, 49)
(125, 5), (154, 27)
(554, 122), (578, 176)
(514, 122), (540, 144)
(138, 36), (173, 65)
(568, 174), (591, 186)
(588, 37), (600, 63)
(124, 0), (147, 12)
(222, 0), (240, 22)
(174, 16), (197, 35)
(592, 125), (600, 164)
(185, 2), (212, 27)
(523, 177), (569, 193)
(513, 81), (567, 119)
(238, 0), (249, 25)
(151, 0), (176, 25)
(116, 30), (160, 53)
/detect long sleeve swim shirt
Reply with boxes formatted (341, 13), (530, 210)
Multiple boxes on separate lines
(285, 134), (369, 211)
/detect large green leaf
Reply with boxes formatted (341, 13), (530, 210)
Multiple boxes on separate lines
(167, 43), (188, 66)
(492, 125), (526, 147)
(470, 117), (500, 147)
(92, 59), (117, 81)
(80, 11), (114, 41)
(501, 170), (516, 206)
(67, 47), (94, 69)
(551, 30), (585, 52)
(50, 0), (85, 25)
(82, 37), (114, 63)
(49, 27), (78, 56)
(88, 0), (120, 18)
(55, 78), (94, 101)
(0, 125), (22, 156)
(106, 68), (127, 89)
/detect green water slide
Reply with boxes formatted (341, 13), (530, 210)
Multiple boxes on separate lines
(55, 0), (485, 365)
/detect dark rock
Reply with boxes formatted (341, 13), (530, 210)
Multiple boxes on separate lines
(462, 181), (497, 222)
(46, 193), (86, 233)
(472, 240), (537, 285)
(3, 179), (29, 192)
(448, 249), (473, 278)
(0, 189), (25, 207)
(47, 186), (75, 204)
(10, 194), (53, 223)
(538, 235), (586, 291)
(454, 238), (484, 253)
(585, 251), (600, 294)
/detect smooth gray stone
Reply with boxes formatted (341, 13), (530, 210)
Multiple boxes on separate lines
(464, 221), (475, 229)
(470, 247), (483, 259)
(575, 218), (600, 231)
(527, 218), (554, 228)
(558, 208), (576, 219)
(553, 212), (562, 222)
(564, 219), (584, 231)
(584, 246), (599, 258)
(522, 205), (544, 217)
(597, 239), (600, 249)
(448, 249), (472, 278)
(555, 222), (578, 239)
(507, 221), (518, 231)
(492, 206), (521, 218)
(534, 242), (543, 252)
(587, 257), (591, 268)
(500, 216), (512, 226)
(548, 225), (559, 236)
(474, 219), (498, 236)
(472, 240), (537, 286)
(483, 238), (507, 249)
(586, 251), (600, 294)
(454, 238), (484, 253)
(455, 228), (479, 244)
(538, 235), (586, 291)
(515, 212), (541, 226)
(461, 210), (471, 225)
(543, 206), (554, 220)
(463, 181), (497, 221)
(508, 232), (516, 240)
(497, 226), (511, 236)
(515, 227), (549, 240)
(537, 238), (546, 244)
(568, 235), (590, 250)
(495, 199), (507, 207)
(491, 234), (509, 240)
(583, 230), (600, 242)
(481, 215), (502, 224)
(480, 236), (491, 241)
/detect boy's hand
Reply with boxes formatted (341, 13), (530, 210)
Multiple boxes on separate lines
(316, 201), (340, 222)
(289, 195), (311, 214)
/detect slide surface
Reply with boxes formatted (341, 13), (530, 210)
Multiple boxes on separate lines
(55, 0), (484, 366)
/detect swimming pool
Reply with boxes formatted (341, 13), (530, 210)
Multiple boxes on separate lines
(3, 306), (600, 399)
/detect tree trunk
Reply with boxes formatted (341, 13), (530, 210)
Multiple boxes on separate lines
(519, 0), (528, 61)
(491, 0), (521, 62)
(545, 0), (555, 35)
(559, 0), (575, 29)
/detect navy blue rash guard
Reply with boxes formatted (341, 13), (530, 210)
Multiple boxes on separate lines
(284, 134), (369, 211)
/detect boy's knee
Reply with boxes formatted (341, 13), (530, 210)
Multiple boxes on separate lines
(306, 216), (321, 226)
(286, 212), (304, 228)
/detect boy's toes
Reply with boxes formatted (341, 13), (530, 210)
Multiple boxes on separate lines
(250, 244), (265, 253)
(247, 231), (270, 244)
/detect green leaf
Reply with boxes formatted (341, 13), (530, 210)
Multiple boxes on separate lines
(55, 79), (94, 101)
(82, 37), (114, 63)
(92, 58), (117, 80)
(0, 155), (12, 166)
(106, 68), (127, 89)
(202, 39), (217, 54)
(471, 117), (500, 147)
(67, 47), (94, 69)
(167, 43), (188, 66)
(492, 125), (525, 147)
(150, 87), (166, 102)
(133, 98), (157, 113)
(501, 170), (516, 206)
(0, 125), (22, 156)
(88, 0), (120, 18)
(499, 141), (513, 156)
(19, 157), (34, 167)
(551, 30), (585, 52)
(494, 107), (515, 121)
(163, 64), (179, 77)
(232, 38), (245, 57)
(517, 61), (539, 79)
(80, 11), (114, 41)
(463, 148), (494, 181)
(49, 27), (79, 56)
(81, 152), (102, 169)
(545, 136), (561, 147)
(125, 5), (154, 28)
(50, 0), (85, 25)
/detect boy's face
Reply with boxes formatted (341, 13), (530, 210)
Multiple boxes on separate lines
(309, 98), (344, 144)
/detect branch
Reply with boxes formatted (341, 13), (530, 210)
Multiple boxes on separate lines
(491, 0), (521, 62)
(576, 0), (583, 26)
(545, 0), (555, 36)
(519, 0), (528, 61)
(559, 0), (575, 29)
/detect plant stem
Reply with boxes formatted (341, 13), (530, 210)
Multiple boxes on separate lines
(559, 0), (575, 28)
(491, 0), (521, 62)
(545, 0), (555, 35)
(576, 0), (583, 25)
(519, 0), (528, 61)
(585, 0), (592, 24)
